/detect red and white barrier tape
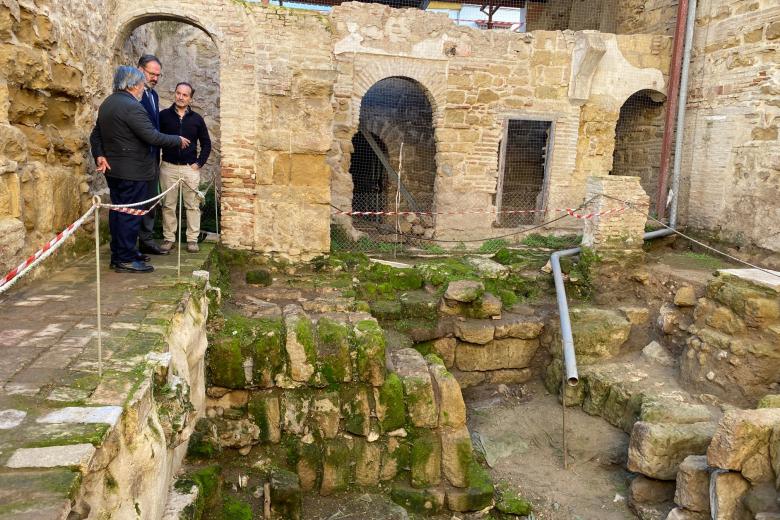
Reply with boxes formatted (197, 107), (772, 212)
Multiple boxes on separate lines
(333, 204), (629, 220)
(0, 204), (97, 294)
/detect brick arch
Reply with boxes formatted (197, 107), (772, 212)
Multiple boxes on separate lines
(615, 88), (666, 111)
(107, 1), (261, 251)
(351, 62), (447, 127)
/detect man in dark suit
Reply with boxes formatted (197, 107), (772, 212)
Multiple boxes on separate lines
(136, 54), (166, 255)
(90, 66), (189, 273)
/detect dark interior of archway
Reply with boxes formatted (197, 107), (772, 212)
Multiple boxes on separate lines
(612, 90), (666, 213)
(350, 131), (389, 224)
(355, 77), (437, 215)
(499, 119), (551, 227)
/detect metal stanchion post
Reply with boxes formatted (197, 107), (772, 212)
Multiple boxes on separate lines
(177, 180), (183, 280)
(214, 182), (220, 235)
(92, 196), (103, 378)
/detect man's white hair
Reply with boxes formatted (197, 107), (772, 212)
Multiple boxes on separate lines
(113, 66), (145, 92)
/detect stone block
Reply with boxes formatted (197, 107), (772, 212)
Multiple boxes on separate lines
(440, 426), (472, 487)
(630, 475), (675, 504)
(0, 216), (26, 272)
(463, 256), (509, 278)
(391, 348), (438, 428)
(410, 428), (441, 488)
(710, 471), (750, 520)
(321, 437), (352, 496)
(757, 395), (780, 408)
(354, 319), (386, 387)
(390, 484), (444, 515)
(675, 455), (710, 513)
(546, 307), (631, 364)
(454, 319), (494, 344)
(707, 409), (780, 476)
(399, 291), (439, 321)
(665, 508), (709, 520)
(487, 368), (534, 384)
(639, 396), (712, 425)
(270, 468), (302, 520)
(375, 373), (405, 433)
(281, 391), (310, 436)
(310, 392), (340, 439)
(642, 341), (676, 367)
(295, 441), (321, 492)
(445, 459), (494, 512)
(380, 437), (408, 481)
(248, 394), (281, 444)
(249, 318), (285, 388)
(621, 306), (651, 325)
(444, 280), (484, 303)
(456, 337), (539, 372)
(283, 305), (316, 383)
(472, 292), (502, 318)
(628, 421), (716, 480)
(430, 337), (456, 368)
(429, 362), (466, 429)
(314, 318), (352, 386)
(354, 438), (381, 486)
(494, 315), (544, 339)
(341, 386), (371, 437)
(674, 286), (697, 307)
(6, 444), (95, 471)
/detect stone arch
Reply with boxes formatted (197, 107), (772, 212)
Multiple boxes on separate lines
(106, 1), (260, 251)
(611, 88), (667, 210)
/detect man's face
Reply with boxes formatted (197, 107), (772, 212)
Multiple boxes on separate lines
(128, 82), (144, 101)
(140, 61), (161, 88)
(174, 84), (193, 109)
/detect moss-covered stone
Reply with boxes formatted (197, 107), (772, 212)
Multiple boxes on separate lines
(496, 482), (532, 516)
(446, 459), (494, 512)
(757, 394), (780, 409)
(315, 318), (352, 388)
(248, 394), (281, 444)
(270, 468), (302, 520)
(207, 337), (245, 389)
(370, 300), (404, 321)
(222, 496), (252, 520)
(381, 437), (411, 481)
(321, 438), (352, 495)
(245, 269), (272, 286)
(360, 262), (424, 291)
(341, 386), (372, 437)
(354, 319), (386, 386)
(377, 373), (406, 432)
(390, 484), (444, 514)
(186, 419), (220, 459)
(190, 465), (222, 515)
(283, 307), (317, 383)
(310, 391), (341, 439)
(400, 291), (440, 321)
(410, 428), (441, 488)
(251, 318), (285, 388)
(296, 440), (322, 492)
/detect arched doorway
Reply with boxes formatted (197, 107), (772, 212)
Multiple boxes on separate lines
(118, 20), (221, 235)
(612, 89), (666, 212)
(350, 131), (389, 226)
(350, 76), (437, 239)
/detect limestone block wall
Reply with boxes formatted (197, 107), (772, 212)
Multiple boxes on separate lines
(0, 0), (115, 273)
(682, 269), (780, 407)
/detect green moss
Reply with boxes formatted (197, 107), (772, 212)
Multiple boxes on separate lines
(315, 318), (352, 388)
(390, 485), (443, 514)
(269, 468), (302, 519)
(477, 238), (509, 254)
(245, 269), (272, 286)
(187, 419), (220, 459)
(496, 482), (533, 516)
(221, 496), (252, 520)
(341, 386), (370, 436)
(757, 395), (780, 409)
(412, 341), (435, 358)
(247, 395), (276, 443)
(22, 423), (110, 448)
(191, 465), (222, 511)
(354, 319), (386, 385)
(410, 429), (440, 488)
(399, 291), (439, 321)
(294, 317), (318, 371)
(105, 472), (118, 492)
(370, 300), (404, 321)
(207, 338), (245, 388)
(378, 373), (406, 432)
(323, 438), (352, 492)
(251, 318), (285, 386)
(521, 233), (581, 249)
(359, 262), (424, 291)
(462, 458), (494, 510)
(415, 258), (480, 288)
(567, 246), (601, 300)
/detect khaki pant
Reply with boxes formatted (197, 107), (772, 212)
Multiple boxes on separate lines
(160, 162), (202, 243)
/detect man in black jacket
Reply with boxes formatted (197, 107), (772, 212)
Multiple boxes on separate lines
(158, 82), (212, 253)
(90, 66), (189, 273)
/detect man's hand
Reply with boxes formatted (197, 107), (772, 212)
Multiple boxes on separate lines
(179, 136), (191, 149)
(96, 156), (111, 174)
(190, 163), (201, 171)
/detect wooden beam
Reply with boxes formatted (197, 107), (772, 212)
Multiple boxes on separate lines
(359, 128), (421, 213)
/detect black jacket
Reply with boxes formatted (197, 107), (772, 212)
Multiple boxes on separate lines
(140, 88), (161, 159)
(159, 105), (212, 168)
(90, 91), (181, 182)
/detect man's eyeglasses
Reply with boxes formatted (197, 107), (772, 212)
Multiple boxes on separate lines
(143, 69), (161, 78)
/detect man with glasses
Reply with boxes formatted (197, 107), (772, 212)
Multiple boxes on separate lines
(136, 54), (167, 256)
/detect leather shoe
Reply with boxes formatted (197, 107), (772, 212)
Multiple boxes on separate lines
(139, 242), (169, 255)
(112, 260), (154, 273)
(135, 253), (151, 262)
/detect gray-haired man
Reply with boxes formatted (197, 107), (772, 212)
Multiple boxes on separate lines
(90, 66), (189, 273)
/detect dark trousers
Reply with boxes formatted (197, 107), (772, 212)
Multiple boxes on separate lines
(106, 176), (147, 264)
(138, 176), (158, 245)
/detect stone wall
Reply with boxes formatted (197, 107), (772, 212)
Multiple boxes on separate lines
(0, 0), (115, 273)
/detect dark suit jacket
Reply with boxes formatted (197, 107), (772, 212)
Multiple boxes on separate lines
(90, 91), (181, 182)
(140, 88), (161, 159)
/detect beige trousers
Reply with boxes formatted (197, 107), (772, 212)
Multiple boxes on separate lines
(160, 162), (201, 243)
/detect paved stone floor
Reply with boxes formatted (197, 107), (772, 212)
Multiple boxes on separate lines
(0, 243), (213, 518)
